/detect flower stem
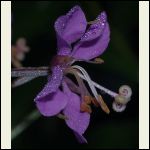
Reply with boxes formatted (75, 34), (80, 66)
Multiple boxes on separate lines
(11, 110), (41, 140)
(12, 76), (37, 88)
(11, 109), (68, 140)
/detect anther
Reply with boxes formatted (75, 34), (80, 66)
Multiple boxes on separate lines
(97, 95), (110, 114)
(80, 102), (92, 114)
(91, 97), (99, 107)
(94, 58), (104, 64)
(83, 95), (92, 104)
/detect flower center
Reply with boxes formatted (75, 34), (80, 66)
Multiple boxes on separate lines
(51, 55), (74, 67)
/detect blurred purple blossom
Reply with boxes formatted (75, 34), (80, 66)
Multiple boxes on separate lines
(12, 38), (30, 67)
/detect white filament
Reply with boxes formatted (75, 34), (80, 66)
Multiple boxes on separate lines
(71, 65), (132, 113)
(72, 65), (118, 98)
(72, 65), (99, 100)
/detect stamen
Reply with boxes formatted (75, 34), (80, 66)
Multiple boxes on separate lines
(80, 102), (92, 114)
(90, 96), (110, 113)
(72, 66), (99, 99)
(83, 96), (92, 104)
(64, 68), (90, 99)
(64, 68), (94, 114)
(97, 95), (110, 114)
(94, 58), (104, 63)
(83, 95), (110, 114)
(87, 20), (99, 25)
(75, 58), (104, 64)
(72, 65), (110, 114)
(75, 70), (118, 98)
(71, 65), (132, 113)
(91, 97), (99, 107)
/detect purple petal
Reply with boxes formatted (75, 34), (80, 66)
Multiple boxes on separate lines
(35, 90), (68, 116)
(54, 5), (87, 55)
(64, 77), (80, 94)
(62, 82), (90, 135)
(81, 11), (107, 42)
(55, 35), (72, 56)
(34, 66), (63, 101)
(71, 12), (110, 60)
(74, 131), (87, 143)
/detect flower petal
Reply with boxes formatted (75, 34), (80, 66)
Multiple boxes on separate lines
(34, 66), (63, 101)
(62, 82), (90, 134)
(54, 5), (87, 55)
(35, 90), (68, 116)
(71, 12), (110, 60)
(55, 35), (72, 56)
(81, 11), (107, 42)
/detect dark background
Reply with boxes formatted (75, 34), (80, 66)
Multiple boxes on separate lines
(12, 1), (139, 149)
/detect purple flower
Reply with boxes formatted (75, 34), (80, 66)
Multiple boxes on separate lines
(34, 5), (110, 143)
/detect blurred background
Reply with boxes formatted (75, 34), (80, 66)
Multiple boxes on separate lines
(12, 1), (139, 149)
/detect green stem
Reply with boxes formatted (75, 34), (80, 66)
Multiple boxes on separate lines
(11, 110), (68, 140)
(11, 110), (41, 140)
